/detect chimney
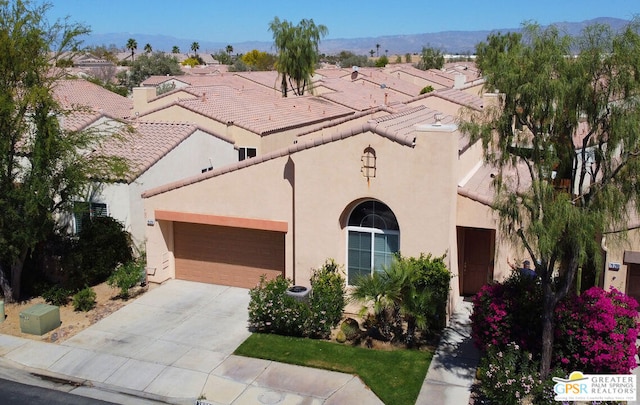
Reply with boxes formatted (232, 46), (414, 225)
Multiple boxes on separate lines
(132, 86), (157, 115)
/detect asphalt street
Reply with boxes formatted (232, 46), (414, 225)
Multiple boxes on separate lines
(0, 377), (118, 405)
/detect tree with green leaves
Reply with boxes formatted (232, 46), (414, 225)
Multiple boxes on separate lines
(0, 0), (129, 300)
(240, 49), (275, 71)
(190, 41), (199, 57)
(226, 44), (233, 58)
(171, 45), (179, 54)
(460, 20), (640, 378)
(269, 17), (328, 97)
(143, 43), (152, 54)
(374, 54), (389, 67)
(126, 37), (137, 61)
(369, 49), (374, 58)
(415, 45), (444, 70)
(375, 43), (380, 57)
(117, 52), (183, 91)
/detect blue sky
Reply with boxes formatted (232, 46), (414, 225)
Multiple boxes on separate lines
(47, 0), (638, 43)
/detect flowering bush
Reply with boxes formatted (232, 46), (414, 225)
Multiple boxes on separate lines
(248, 276), (309, 336)
(477, 342), (543, 405)
(247, 259), (347, 339)
(471, 271), (543, 352)
(554, 286), (639, 374)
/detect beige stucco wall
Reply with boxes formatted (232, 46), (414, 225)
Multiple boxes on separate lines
(602, 228), (640, 293)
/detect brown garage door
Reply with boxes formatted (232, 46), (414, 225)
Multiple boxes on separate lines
(174, 222), (285, 288)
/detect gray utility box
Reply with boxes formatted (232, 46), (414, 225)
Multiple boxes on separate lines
(19, 303), (61, 335)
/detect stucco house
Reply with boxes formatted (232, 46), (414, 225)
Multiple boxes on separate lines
(54, 79), (238, 246)
(141, 106), (477, 298)
(92, 121), (237, 246)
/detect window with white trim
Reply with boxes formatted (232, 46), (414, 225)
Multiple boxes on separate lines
(238, 147), (257, 161)
(73, 201), (108, 234)
(346, 200), (399, 285)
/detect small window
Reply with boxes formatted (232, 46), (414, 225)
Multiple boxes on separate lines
(73, 202), (108, 234)
(238, 147), (257, 161)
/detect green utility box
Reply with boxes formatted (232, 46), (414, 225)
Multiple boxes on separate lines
(19, 303), (61, 335)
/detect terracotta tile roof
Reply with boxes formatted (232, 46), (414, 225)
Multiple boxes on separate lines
(96, 121), (233, 182)
(142, 73), (277, 94)
(348, 69), (424, 96)
(141, 85), (355, 136)
(142, 106), (457, 198)
(428, 88), (485, 111)
(54, 79), (133, 121)
(316, 77), (412, 111)
(315, 67), (353, 79)
(141, 76), (192, 87)
(458, 161), (533, 207)
(386, 65), (455, 87)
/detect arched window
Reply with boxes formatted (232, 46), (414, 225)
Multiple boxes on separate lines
(346, 200), (399, 285)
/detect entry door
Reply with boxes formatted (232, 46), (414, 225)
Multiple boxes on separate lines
(458, 227), (495, 295)
(626, 264), (640, 305)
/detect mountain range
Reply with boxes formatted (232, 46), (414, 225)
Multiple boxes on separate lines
(83, 17), (630, 56)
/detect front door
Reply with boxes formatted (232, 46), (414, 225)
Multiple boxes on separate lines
(626, 263), (640, 305)
(458, 227), (495, 296)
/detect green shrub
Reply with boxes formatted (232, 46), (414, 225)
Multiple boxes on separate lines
(351, 253), (452, 347)
(107, 260), (145, 298)
(340, 318), (361, 341)
(65, 216), (133, 290)
(419, 85), (434, 94)
(306, 259), (347, 338)
(72, 287), (97, 312)
(42, 285), (72, 306)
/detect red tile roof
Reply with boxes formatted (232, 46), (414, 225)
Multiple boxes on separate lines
(54, 79), (132, 120)
(140, 85), (355, 136)
(96, 121), (233, 182)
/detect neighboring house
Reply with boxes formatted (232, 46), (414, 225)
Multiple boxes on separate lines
(89, 121), (237, 247)
(53, 79), (238, 246)
(133, 84), (357, 157)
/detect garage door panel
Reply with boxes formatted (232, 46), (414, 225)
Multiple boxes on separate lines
(174, 222), (285, 288)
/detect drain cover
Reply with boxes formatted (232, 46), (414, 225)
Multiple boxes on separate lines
(258, 390), (284, 404)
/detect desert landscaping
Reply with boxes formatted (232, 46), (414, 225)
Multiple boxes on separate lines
(0, 282), (151, 344)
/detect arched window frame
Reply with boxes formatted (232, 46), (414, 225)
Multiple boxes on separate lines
(345, 200), (400, 285)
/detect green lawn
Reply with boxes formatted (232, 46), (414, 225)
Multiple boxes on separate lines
(234, 333), (433, 405)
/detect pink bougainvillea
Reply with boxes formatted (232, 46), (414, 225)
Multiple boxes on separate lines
(472, 275), (639, 374)
(554, 286), (639, 374)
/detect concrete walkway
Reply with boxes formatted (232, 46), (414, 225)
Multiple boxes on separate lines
(0, 280), (479, 404)
(416, 298), (479, 405)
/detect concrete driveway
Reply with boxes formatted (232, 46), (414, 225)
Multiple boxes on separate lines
(1, 279), (382, 404)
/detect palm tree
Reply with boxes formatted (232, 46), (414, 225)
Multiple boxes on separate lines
(172, 45), (180, 54)
(126, 38), (137, 61)
(190, 41), (199, 57)
(144, 43), (152, 54)
(226, 44), (233, 58)
(369, 49), (375, 58)
(351, 256), (437, 347)
(376, 43), (380, 57)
